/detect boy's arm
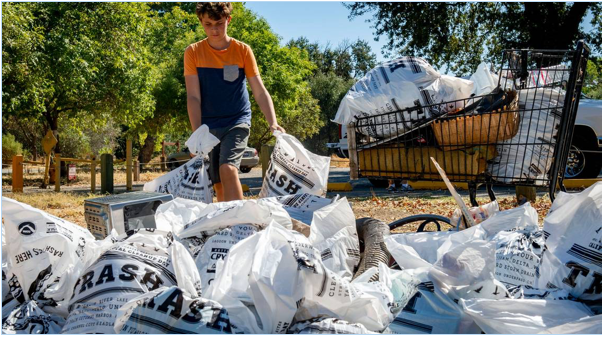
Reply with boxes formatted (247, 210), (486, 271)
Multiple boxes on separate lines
(185, 75), (202, 131)
(248, 75), (285, 134)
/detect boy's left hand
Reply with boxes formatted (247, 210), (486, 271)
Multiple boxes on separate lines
(270, 124), (286, 134)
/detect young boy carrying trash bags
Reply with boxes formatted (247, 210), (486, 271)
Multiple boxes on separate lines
(184, 2), (285, 202)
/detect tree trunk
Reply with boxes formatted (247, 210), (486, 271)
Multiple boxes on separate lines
(138, 134), (156, 165)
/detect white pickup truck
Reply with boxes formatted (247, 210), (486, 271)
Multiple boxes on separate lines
(328, 96), (602, 179)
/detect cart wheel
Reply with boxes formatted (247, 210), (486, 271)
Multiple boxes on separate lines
(389, 214), (454, 233)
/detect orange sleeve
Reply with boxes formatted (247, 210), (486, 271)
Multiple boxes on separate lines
(183, 45), (197, 76)
(244, 46), (260, 78)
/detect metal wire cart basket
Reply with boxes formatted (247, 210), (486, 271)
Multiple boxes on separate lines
(347, 41), (590, 205)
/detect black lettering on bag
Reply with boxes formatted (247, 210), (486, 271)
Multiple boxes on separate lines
(584, 271), (602, 295)
(283, 180), (301, 194)
(402, 292), (422, 314)
(141, 268), (163, 290)
(269, 166), (277, 183)
(276, 174), (287, 188)
(79, 271), (95, 294)
(95, 264), (115, 286)
(157, 288), (184, 318)
(562, 261), (590, 288)
(119, 264), (138, 281)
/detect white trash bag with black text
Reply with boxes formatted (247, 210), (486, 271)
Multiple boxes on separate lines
(114, 286), (235, 334)
(144, 125), (219, 203)
(259, 132), (330, 198)
(61, 229), (202, 334)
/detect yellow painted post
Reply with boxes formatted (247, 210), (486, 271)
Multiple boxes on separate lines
(90, 156), (96, 193)
(126, 139), (132, 191)
(54, 154), (61, 192)
(12, 155), (23, 193)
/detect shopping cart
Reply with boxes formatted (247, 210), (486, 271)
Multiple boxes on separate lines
(348, 41), (590, 208)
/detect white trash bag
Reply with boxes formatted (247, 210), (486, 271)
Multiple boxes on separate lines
(488, 88), (564, 185)
(61, 229), (202, 334)
(386, 268), (467, 334)
(460, 298), (594, 334)
(2, 300), (65, 334)
(259, 132), (330, 198)
(207, 222), (417, 333)
(539, 182), (602, 300)
(308, 197), (360, 279)
(287, 317), (379, 334)
(144, 125), (219, 203)
(1, 197), (97, 311)
(114, 286), (235, 334)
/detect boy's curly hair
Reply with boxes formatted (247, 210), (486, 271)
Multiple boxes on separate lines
(196, 2), (233, 20)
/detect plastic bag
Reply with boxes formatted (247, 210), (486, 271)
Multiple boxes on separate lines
(260, 193), (335, 225)
(287, 317), (378, 334)
(538, 314), (602, 334)
(450, 200), (499, 230)
(1, 197), (97, 310)
(61, 229), (202, 334)
(308, 197), (360, 279)
(488, 88), (564, 184)
(539, 182), (602, 300)
(460, 298), (594, 334)
(386, 268), (467, 334)
(144, 125), (219, 202)
(208, 222), (417, 333)
(2, 300), (65, 334)
(114, 286), (234, 334)
(259, 132), (330, 198)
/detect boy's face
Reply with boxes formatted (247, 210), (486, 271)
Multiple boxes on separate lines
(200, 14), (231, 41)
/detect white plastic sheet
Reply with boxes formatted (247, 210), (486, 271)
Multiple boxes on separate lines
(460, 298), (594, 334)
(114, 286), (234, 334)
(259, 132), (330, 198)
(144, 125), (219, 202)
(61, 229), (201, 334)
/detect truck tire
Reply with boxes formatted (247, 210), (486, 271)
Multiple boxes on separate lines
(565, 134), (602, 179)
(240, 167), (251, 173)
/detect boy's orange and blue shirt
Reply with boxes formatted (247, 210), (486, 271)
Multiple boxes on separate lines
(184, 38), (260, 129)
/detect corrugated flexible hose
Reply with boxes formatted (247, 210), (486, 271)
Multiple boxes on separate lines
(352, 217), (391, 281)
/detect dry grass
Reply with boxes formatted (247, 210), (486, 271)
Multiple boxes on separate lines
(329, 154), (350, 168)
(3, 190), (551, 233)
(352, 194), (552, 233)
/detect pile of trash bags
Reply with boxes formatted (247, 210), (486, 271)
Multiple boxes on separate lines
(2, 179), (601, 334)
(333, 56), (572, 185)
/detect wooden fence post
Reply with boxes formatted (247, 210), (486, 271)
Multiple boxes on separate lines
(12, 155), (23, 193)
(126, 139), (132, 191)
(134, 160), (140, 182)
(261, 144), (273, 179)
(90, 156), (96, 193)
(100, 153), (114, 194)
(54, 154), (61, 192)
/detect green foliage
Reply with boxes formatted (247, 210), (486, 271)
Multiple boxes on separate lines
(2, 133), (25, 162)
(584, 59), (602, 99)
(346, 2), (601, 75)
(2, 2), (157, 151)
(287, 37), (377, 78)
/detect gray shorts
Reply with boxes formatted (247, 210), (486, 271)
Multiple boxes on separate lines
(208, 122), (250, 184)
